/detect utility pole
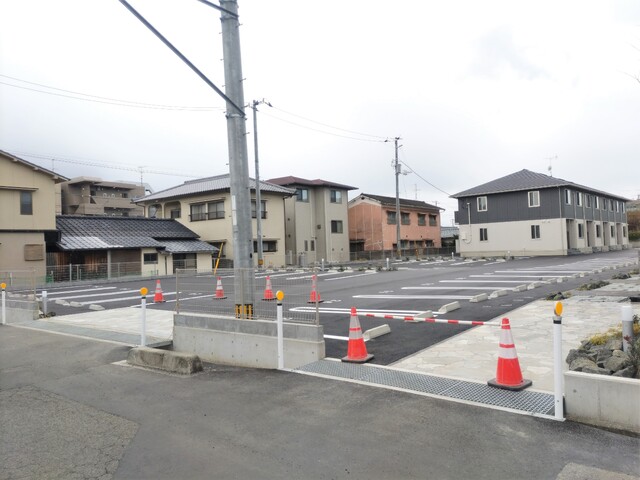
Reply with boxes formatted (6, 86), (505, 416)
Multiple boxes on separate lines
(394, 137), (402, 259)
(220, 0), (254, 317)
(251, 99), (271, 270)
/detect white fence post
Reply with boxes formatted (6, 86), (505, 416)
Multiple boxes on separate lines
(276, 290), (284, 370)
(553, 301), (564, 421)
(1, 282), (6, 325)
(140, 287), (148, 346)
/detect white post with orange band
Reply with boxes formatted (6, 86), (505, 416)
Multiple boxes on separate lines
(553, 301), (564, 420)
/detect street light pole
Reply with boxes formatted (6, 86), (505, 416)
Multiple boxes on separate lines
(394, 137), (402, 259)
(251, 99), (272, 270)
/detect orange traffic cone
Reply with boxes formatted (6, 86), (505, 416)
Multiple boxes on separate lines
(488, 318), (532, 391)
(213, 276), (227, 300)
(307, 274), (323, 303)
(153, 279), (165, 303)
(341, 307), (374, 363)
(262, 276), (275, 301)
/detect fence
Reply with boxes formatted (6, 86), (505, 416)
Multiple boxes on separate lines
(349, 247), (456, 263)
(175, 268), (320, 324)
(0, 269), (38, 322)
(45, 262), (156, 283)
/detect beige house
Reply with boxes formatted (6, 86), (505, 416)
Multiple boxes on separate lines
(267, 176), (356, 265)
(0, 150), (67, 278)
(136, 175), (295, 268)
(59, 176), (145, 216)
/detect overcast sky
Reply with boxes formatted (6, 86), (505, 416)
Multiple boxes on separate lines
(1, 0), (639, 225)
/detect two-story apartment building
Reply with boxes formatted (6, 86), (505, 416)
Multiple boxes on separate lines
(59, 176), (145, 216)
(0, 150), (67, 278)
(348, 194), (443, 256)
(267, 176), (356, 265)
(135, 174), (295, 268)
(452, 169), (630, 257)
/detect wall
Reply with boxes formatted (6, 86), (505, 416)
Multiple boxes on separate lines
(564, 371), (640, 434)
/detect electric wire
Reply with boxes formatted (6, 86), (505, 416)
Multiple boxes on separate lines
(399, 149), (452, 197)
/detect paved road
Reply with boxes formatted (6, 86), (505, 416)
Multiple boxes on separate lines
(25, 249), (638, 364)
(1, 326), (638, 480)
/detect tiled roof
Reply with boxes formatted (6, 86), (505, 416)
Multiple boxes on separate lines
(451, 169), (628, 200)
(356, 193), (442, 211)
(137, 174), (295, 203)
(55, 215), (216, 252)
(267, 176), (357, 190)
(441, 226), (459, 239)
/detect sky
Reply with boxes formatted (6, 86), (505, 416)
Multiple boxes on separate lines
(1, 0), (639, 226)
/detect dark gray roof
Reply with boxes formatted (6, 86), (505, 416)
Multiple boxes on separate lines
(137, 174), (295, 203)
(356, 193), (442, 211)
(55, 215), (217, 253)
(451, 169), (628, 200)
(441, 226), (459, 239)
(267, 176), (357, 191)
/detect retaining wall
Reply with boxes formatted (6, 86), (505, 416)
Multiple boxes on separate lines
(173, 313), (325, 369)
(564, 371), (640, 434)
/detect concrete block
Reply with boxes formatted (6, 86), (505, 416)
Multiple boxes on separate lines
(556, 277), (565, 283)
(469, 293), (488, 303)
(489, 289), (508, 299)
(363, 324), (391, 341)
(411, 310), (433, 322)
(127, 346), (203, 375)
(513, 285), (527, 292)
(437, 301), (461, 314)
(89, 304), (104, 311)
(69, 301), (83, 307)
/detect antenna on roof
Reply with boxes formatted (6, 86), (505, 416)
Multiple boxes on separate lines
(545, 155), (557, 177)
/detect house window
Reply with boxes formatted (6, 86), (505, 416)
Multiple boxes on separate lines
(594, 197), (600, 209)
(304, 240), (308, 251)
(611, 225), (615, 237)
(330, 190), (342, 203)
(429, 214), (437, 226)
(477, 196), (487, 212)
(609, 199), (614, 211)
(417, 214), (426, 226)
(528, 191), (540, 208)
(621, 203), (626, 213)
(310, 240), (315, 251)
(479, 228), (488, 242)
(586, 195), (592, 208)
(253, 240), (277, 253)
(251, 200), (267, 219)
(596, 224), (601, 238)
(401, 212), (410, 225)
(615, 201), (620, 213)
(531, 225), (540, 239)
(623, 226), (627, 237)
(296, 188), (309, 202)
(20, 191), (33, 215)
(207, 201), (225, 220)
(190, 203), (206, 221)
(576, 192), (583, 207)
(564, 189), (572, 205)
(331, 220), (343, 233)
(578, 223), (584, 238)
(143, 253), (158, 264)
(170, 208), (181, 219)
(386, 211), (396, 225)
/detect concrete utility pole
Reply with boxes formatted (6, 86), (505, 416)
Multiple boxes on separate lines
(220, 0), (255, 316)
(394, 137), (402, 259)
(251, 99), (271, 269)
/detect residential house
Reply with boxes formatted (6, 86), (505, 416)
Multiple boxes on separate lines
(0, 150), (67, 278)
(47, 215), (216, 280)
(267, 176), (356, 265)
(451, 169), (630, 257)
(135, 174), (295, 267)
(348, 194), (443, 256)
(59, 176), (145, 216)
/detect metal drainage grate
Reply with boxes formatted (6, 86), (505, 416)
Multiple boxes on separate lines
(296, 360), (555, 417)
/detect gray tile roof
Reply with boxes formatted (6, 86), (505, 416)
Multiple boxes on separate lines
(267, 176), (357, 191)
(137, 174), (295, 203)
(440, 226), (459, 239)
(451, 169), (628, 200)
(355, 193), (442, 211)
(55, 215), (216, 253)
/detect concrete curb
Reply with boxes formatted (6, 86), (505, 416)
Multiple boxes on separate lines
(127, 346), (203, 375)
(363, 324), (391, 341)
(438, 301), (461, 314)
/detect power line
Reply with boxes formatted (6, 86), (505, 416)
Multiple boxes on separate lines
(260, 109), (388, 143)
(0, 74), (222, 111)
(398, 150), (452, 197)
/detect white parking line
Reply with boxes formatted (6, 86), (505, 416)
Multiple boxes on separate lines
(403, 286), (508, 291)
(40, 286), (118, 295)
(53, 289), (150, 300)
(290, 307), (423, 315)
(439, 280), (528, 284)
(353, 294), (473, 300)
(80, 292), (176, 305)
(469, 274), (562, 278)
(323, 272), (378, 281)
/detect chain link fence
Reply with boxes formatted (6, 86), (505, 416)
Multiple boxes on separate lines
(175, 268), (321, 324)
(0, 269), (38, 322)
(349, 247), (456, 263)
(45, 262), (157, 284)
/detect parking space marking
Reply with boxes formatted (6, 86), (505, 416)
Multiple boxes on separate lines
(39, 286), (118, 295)
(353, 294), (473, 300)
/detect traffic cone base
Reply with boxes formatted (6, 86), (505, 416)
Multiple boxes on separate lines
(153, 279), (165, 303)
(308, 274), (323, 303)
(341, 307), (374, 364)
(487, 318), (531, 391)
